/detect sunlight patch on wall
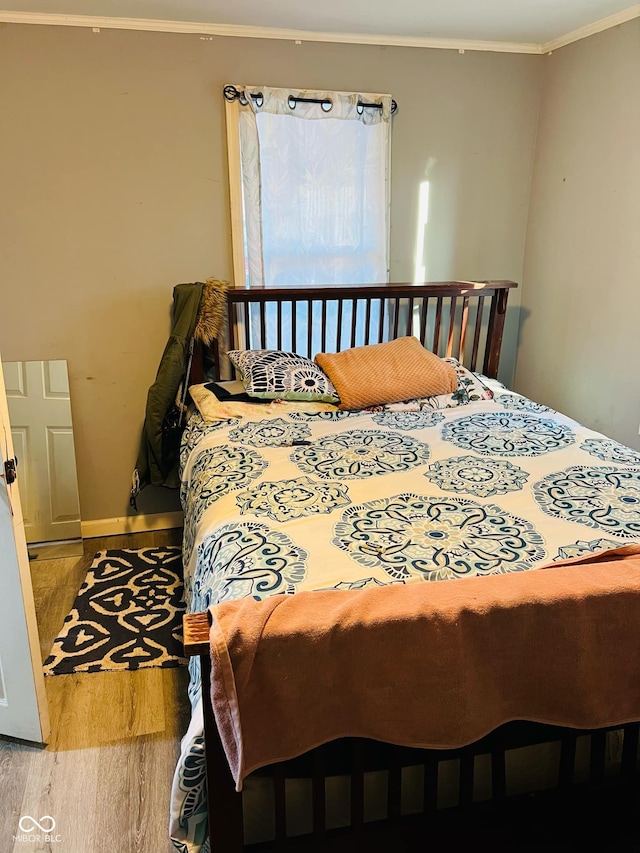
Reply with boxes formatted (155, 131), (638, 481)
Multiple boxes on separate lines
(413, 179), (430, 284)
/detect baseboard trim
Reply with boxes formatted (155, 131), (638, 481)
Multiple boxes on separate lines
(81, 511), (184, 539)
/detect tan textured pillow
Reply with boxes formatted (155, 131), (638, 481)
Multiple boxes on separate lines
(315, 337), (458, 411)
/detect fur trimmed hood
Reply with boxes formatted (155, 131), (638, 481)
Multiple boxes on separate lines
(194, 278), (229, 346)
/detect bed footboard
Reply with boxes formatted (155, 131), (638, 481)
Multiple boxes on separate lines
(184, 612), (640, 851)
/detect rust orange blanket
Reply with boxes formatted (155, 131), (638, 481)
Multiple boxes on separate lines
(208, 545), (640, 789)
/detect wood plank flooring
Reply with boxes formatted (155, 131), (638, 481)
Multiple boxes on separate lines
(1, 529), (190, 853)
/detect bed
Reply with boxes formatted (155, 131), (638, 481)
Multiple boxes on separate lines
(169, 280), (640, 852)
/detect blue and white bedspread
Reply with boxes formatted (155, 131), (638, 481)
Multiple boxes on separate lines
(169, 385), (640, 851)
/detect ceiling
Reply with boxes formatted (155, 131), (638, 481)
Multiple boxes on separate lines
(2, 0), (639, 52)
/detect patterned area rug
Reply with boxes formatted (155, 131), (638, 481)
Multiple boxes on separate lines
(43, 547), (186, 675)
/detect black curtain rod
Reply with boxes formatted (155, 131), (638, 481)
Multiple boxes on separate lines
(223, 85), (397, 114)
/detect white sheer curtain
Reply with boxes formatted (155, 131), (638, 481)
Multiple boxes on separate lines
(235, 86), (392, 289)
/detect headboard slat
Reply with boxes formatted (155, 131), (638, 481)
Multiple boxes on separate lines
(419, 298), (429, 345)
(321, 301), (327, 353)
(276, 301), (283, 351)
(259, 302), (267, 352)
(459, 296), (470, 362)
(364, 299), (372, 346)
(243, 302), (250, 349)
(433, 297), (443, 355)
(350, 299), (358, 349)
(377, 298), (385, 345)
(446, 296), (458, 359)
(471, 295), (485, 372)
(291, 302), (297, 353)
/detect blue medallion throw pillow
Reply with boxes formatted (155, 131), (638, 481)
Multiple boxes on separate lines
(227, 350), (340, 403)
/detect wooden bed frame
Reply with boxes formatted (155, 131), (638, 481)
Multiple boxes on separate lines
(182, 280), (639, 850)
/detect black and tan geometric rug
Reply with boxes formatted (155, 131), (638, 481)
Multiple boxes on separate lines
(43, 547), (187, 675)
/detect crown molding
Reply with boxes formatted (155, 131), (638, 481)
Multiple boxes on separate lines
(1, 7), (638, 54)
(541, 4), (640, 53)
(0, 11), (543, 53)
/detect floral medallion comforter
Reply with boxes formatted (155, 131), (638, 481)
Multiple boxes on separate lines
(169, 383), (640, 851)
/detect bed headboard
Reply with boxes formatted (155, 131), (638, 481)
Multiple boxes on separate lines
(197, 280), (516, 383)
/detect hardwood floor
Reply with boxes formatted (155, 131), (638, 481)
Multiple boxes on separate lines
(1, 529), (190, 853)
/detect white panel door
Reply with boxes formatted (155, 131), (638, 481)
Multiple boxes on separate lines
(3, 360), (80, 543)
(0, 355), (49, 742)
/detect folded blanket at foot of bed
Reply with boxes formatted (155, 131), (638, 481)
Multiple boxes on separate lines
(209, 544), (640, 789)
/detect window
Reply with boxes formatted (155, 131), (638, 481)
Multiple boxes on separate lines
(225, 85), (394, 350)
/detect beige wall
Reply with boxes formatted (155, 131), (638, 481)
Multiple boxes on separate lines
(516, 20), (640, 448)
(0, 24), (540, 522)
